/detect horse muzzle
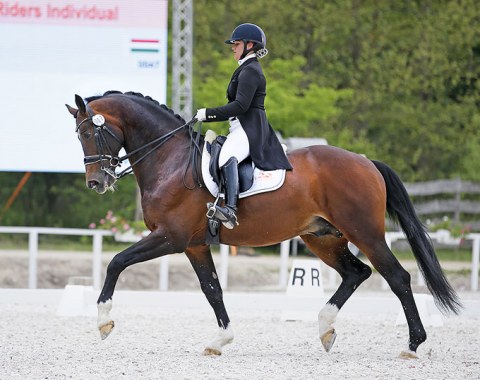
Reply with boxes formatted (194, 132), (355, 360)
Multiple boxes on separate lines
(86, 172), (115, 194)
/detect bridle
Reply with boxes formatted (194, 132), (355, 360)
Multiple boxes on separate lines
(76, 105), (123, 178)
(75, 104), (201, 184)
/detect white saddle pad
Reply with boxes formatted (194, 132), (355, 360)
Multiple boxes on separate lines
(202, 130), (286, 199)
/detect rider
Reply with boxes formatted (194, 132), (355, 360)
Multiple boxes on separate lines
(195, 23), (292, 229)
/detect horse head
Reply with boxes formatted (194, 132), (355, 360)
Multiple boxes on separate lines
(67, 91), (196, 195)
(66, 94), (124, 194)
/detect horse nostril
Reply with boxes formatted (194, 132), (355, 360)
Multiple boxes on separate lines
(87, 180), (99, 189)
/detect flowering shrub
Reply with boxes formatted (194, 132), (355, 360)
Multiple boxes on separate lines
(426, 216), (471, 239)
(89, 210), (146, 235)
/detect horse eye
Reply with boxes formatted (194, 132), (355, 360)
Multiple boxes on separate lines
(80, 130), (92, 140)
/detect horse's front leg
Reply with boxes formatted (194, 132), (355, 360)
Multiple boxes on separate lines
(185, 244), (233, 355)
(97, 232), (179, 340)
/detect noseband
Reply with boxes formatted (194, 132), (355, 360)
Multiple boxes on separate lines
(75, 104), (199, 180)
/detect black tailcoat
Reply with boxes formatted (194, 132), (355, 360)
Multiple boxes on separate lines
(205, 58), (292, 171)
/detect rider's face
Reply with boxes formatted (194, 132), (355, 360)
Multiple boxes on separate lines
(231, 41), (244, 61)
(231, 41), (254, 61)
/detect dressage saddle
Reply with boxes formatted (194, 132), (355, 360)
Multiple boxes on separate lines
(207, 135), (254, 193)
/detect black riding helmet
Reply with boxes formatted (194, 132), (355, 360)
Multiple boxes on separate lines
(225, 23), (268, 59)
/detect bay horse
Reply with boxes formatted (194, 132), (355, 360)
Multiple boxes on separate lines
(66, 91), (461, 359)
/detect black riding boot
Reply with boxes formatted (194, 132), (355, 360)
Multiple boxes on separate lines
(214, 157), (239, 229)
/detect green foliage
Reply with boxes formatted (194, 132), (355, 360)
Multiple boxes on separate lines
(193, 50), (236, 134)
(194, 53), (352, 136)
(391, 248), (472, 263)
(193, 0), (480, 181)
(265, 56), (353, 137)
(0, 172), (138, 228)
(318, 0), (480, 180)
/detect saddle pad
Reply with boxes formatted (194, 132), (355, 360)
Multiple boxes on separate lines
(202, 130), (286, 199)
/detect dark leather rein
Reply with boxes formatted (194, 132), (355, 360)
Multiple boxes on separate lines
(75, 104), (201, 186)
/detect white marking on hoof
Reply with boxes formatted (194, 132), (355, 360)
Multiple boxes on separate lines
(97, 300), (114, 340)
(399, 349), (418, 359)
(99, 321), (115, 340)
(320, 327), (337, 352)
(318, 303), (339, 352)
(203, 324), (234, 356)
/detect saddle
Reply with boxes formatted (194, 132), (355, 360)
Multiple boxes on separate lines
(207, 135), (254, 193)
(201, 130), (287, 244)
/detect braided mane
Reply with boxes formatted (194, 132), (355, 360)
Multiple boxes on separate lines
(85, 90), (186, 124)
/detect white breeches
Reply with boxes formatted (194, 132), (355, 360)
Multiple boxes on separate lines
(218, 118), (250, 168)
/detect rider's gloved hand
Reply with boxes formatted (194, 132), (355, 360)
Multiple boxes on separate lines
(195, 108), (206, 122)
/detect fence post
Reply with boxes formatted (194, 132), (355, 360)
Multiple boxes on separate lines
(279, 240), (290, 287)
(454, 177), (461, 223)
(471, 235), (479, 291)
(219, 244), (229, 289)
(159, 256), (169, 291)
(92, 232), (103, 290)
(28, 230), (38, 289)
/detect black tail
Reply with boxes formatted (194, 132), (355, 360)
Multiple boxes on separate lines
(372, 160), (462, 315)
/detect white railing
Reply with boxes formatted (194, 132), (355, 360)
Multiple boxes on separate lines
(0, 227), (478, 291)
(0, 227), (112, 289)
(0, 226), (228, 291)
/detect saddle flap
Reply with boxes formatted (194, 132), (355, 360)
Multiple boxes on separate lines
(208, 136), (226, 186)
(238, 158), (254, 192)
(208, 135), (254, 193)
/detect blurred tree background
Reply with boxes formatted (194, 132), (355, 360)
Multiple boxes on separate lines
(194, 0), (480, 180)
(1, 0), (479, 228)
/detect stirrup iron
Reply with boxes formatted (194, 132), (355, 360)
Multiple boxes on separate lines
(206, 194), (222, 219)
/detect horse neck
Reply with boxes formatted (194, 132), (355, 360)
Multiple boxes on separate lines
(121, 115), (191, 190)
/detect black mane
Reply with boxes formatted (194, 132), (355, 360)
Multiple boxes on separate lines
(85, 90), (186, 124)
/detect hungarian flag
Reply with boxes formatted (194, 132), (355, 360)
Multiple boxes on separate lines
(130, 38), (160, 53)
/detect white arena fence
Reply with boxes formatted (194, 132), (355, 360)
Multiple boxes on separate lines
(0, 226), (479, 292)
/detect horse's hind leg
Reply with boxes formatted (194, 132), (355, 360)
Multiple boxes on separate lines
(300, 234), (372, 352)
(185, 244), (233, 356)
(360, 239), (427, 358)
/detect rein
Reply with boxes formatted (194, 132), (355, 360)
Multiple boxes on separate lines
(76, 105), (201, 185)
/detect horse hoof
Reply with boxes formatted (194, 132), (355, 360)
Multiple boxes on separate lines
(99, 321), (115, 340)
(320, 327), (337, 352)
(203, 347), (222, 356)
(399, 350), (418, 359)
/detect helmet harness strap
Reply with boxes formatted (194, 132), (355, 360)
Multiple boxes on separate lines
(241, 40), (254, 60)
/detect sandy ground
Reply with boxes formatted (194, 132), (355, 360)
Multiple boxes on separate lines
(1, 303), (479, 379)
(1, 250), (479, 379)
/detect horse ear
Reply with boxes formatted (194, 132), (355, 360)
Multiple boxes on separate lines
(65, 104), (78, 118)
(74, 94), (86, 114)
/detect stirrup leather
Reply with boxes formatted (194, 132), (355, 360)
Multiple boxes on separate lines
(206, 196), (221, 219)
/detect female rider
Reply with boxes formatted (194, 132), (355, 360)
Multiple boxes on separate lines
(196, 23), (292, 229)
